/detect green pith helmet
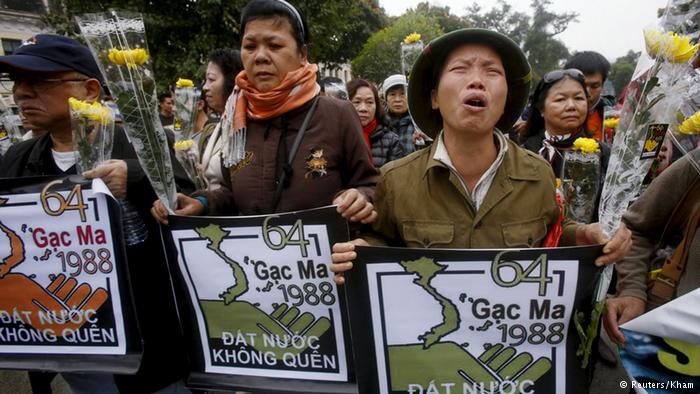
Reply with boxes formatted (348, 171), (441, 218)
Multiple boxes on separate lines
(407, 28), (532, 138)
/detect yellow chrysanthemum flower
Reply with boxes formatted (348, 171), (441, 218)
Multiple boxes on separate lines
(644, 30), (699, 64)
(404, 32), (421, 45)
(68, 97), (91, 112)
(174, 139), (195, 151)
(678, 110), (700, 134)
(572, 137), (600, 154)
(176, 78), (194, 88)
(68, 97), (114, 124)
(107, 48), (150, 69)
(603, 117), (620, 130)
(644, 139), (659, 152)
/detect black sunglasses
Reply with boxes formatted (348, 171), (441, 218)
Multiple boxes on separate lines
(542, 68), (585, 84)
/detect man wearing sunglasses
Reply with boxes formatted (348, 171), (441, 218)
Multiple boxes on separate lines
(0, 34), (193, 393)
(331, 29), (632, 283)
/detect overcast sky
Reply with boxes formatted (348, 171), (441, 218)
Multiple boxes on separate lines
(380, 0), (669, 61)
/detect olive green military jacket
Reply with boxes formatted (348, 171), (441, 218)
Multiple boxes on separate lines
(366, 137), (578, 248)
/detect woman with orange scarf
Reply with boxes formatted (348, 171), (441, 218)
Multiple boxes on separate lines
(152, 0), (378, 222)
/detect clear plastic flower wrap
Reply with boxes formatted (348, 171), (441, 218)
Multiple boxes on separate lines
(562, 139), (601, 224)
(69, 97), (115, 173)
(173, 78), (198, 141)
(174, 139), (208, 191)
(599, 25), (698, 239)
(0, 97), (22, 155)
(75, 11), (177, 209)
(595, 11), (700, 300)
(671, 70), (700, 175)
(401, 32), (423, 76)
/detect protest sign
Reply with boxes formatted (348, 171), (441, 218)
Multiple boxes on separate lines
(0, 176), (140, 373)
(619, 288), (700, 393)
(166, 206), (353, 392)
(346, 245), (604, 394)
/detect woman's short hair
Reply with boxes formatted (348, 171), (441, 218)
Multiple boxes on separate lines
(524, 69), (589, 138)
(240, 0), (309, 52)
(347, 79), (384, 123)
(206, 48), (243, 102)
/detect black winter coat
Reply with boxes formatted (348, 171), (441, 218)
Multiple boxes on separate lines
(370, 123), (407, 168)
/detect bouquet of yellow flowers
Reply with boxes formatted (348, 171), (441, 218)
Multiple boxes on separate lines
(400, 32), (423, 76)
(594, 13), (700, 303)
(561, 138), (601, 224)
(76, 11), (177, 209)
(600, 25), (698, 238)
(68, 97), (115, 173)
(171, 78), (207, 190)
(173, 78), (199, 141)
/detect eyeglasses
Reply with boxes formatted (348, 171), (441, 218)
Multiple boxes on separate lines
(542, 68), (585, 84)
(2, 76), (89, 93)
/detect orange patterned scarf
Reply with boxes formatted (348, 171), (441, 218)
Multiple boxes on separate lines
(222, 63), (320, 167)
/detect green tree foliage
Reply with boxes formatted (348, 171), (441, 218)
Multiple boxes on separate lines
(43, 0), (385, 91)
(305, 0), (386, 66)
(464, 0), (529, 45)
(609, 50), (641, 98)
(523, 0), (577, 82)
(415, 2), (470, 33)
(351, 11), (445, 84)
(464, 0), (577, 84)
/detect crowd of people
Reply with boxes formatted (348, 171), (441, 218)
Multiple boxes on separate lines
(0, 0), (698, 393)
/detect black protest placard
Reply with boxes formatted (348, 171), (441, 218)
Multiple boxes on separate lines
(165, 205), (355, 393)
(0, 176), (140, 373)
(346, 245), (604, 394)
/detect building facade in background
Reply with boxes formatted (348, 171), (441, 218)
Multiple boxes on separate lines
(0, 1), (50, 99)
(318, 62), (353, 84)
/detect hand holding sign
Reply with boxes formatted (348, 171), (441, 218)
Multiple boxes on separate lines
(575, 222), (632, 266)
(82, 160), (128, 199)
(330, 238), (369, 285)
